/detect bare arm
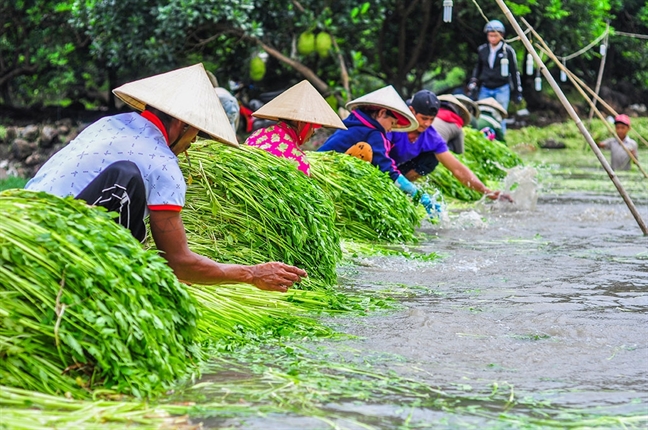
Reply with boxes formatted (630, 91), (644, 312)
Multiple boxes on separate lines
(436, 151), (512, 202)
(149, 210), (306, 292)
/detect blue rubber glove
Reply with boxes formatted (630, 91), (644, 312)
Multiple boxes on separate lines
(396, 175), (443, 219)
(419, 192), (442, 219)
(394, 174), (418, 197)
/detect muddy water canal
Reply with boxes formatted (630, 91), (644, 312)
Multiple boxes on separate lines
(194, 152), (647, 429)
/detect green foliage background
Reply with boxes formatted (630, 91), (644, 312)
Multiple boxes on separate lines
(0, 0), (646, 108)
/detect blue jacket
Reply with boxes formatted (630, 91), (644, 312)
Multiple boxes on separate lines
(317, 110), (400, 181)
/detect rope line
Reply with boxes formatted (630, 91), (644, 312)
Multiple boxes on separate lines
(470, 0), (489, 23)
(559, 29), (608, 61)
(468, 0), (645, 53)
(613, 31), (648, 40)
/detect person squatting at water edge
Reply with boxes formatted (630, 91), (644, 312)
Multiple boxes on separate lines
(431, 94), (474, 154)
(388, 90), (513, 202)
(206, 70), (241, 133)
(468, 19), (523, 135)
(451, 93), (481, 131)
(245, 80), (346, 176)
(25, 64), (306, 292)
(597, 114), (638, 171)
(476, 97), (508, 143)
(316, 85), (443, 219)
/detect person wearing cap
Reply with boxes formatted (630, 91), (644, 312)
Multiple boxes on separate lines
(388, 90), (512, 202)
(245, 80), (346, 176)
(432, 94), (473, 154)
(476, 97), (508, 142)
(468, 19), (523, 134)
(317, 86), (441, 218)
(597, 114), (638, 171)
(25, 64), (306, 293)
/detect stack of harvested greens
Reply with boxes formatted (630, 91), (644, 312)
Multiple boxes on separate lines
(426, 128), (523, 201)
(0, 190), (200, 398)
(461, 128), (522, 180)
(180, 141), (341, 286)
(189, 283), (335, 345)
(308, 151), (422, 243)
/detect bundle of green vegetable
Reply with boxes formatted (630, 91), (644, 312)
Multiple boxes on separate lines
(0, 190), (200, 398)
(426, 128), (522, 201)
(190, 284), (335, 346)
(461, 128), (522, 180)
(180, 141), (341, 286)
(308, 151), (422, 243)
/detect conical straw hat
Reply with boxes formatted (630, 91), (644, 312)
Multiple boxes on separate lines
(252, 80), (346, 129)
(345, 85), (418, 132)
(113, 63), (238, 147)
(453, 94), (480, 119)
(477, 97), (508, 118)
(438, 94), (472, 126)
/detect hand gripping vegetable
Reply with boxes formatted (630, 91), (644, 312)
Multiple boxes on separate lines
(395, 174), (438, 219)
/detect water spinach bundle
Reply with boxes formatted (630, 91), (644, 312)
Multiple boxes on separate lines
(0, 190), (200, 398)
(308, 151), (422, 243)
(180, 141), (341, 286)
(427, 128), (523, 201)
(462, 128), (522, 180)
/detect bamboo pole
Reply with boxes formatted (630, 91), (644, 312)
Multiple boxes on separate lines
(588, 25), (609, 121)
(533, 42), (648, 179)
(543, 53), (648, 149)
(493, 0), (647, 235)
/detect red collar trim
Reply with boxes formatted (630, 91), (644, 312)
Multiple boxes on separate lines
(141, 111), (170, 145)
(436, 108), (464, 127)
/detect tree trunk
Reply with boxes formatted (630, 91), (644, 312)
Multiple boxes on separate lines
(107, 67), (117, 112)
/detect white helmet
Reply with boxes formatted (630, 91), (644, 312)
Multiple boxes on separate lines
(484, 20), (505, 35)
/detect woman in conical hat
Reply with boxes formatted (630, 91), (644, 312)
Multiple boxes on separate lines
(432, 94), (473, 154)
(317, 85), (417, 172)
(245, 80), (346, 176)
(26, 63), (306, 293)
(476, 97), (508, 142)
(317, 86), (449, 220)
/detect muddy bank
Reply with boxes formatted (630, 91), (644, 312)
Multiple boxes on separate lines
(0, 120), (87, 179)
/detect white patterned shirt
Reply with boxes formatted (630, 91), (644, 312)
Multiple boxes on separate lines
(26, 112), (186, 211)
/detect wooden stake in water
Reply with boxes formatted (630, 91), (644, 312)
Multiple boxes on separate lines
(494, 0), (647, 236)
(532, 40), (648, 179)
(588, 23), (609, 122)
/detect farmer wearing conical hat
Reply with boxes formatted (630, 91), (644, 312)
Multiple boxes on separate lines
(317, 86), (443, 219)
(476, 97), (508, 142)
(432, 94), (473, 154)
(453, 94), (481, 129)
(245, 80), (346, 176)
(206, 70), (240, 132)
(388, 90), (512, 202)
(26, 64), (305, 292)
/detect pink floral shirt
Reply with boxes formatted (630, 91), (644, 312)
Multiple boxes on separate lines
(245, 122), (311, 176)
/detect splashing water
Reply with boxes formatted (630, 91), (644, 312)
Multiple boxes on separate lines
(496, 164), (538, 211)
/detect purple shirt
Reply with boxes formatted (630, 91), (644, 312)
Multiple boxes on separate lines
(387, 127), (448, 165)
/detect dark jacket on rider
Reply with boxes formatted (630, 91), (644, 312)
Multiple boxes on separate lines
(472, 43), (522, 98)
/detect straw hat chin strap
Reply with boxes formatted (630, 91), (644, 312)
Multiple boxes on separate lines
(297, 122), (321, 145)
(170, 125), (199, 155)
